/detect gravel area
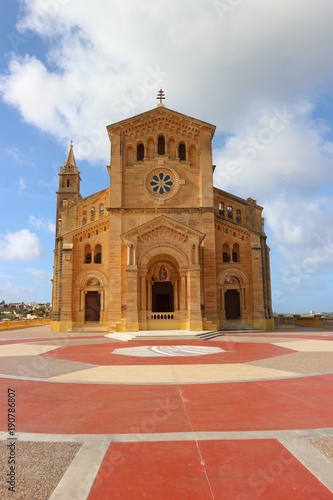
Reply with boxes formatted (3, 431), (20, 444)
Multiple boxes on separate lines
(248, 351), (333, 374)
(307, 436), (333, 462)
(0, 441), (82, 499)
(0, 356), (97, 379)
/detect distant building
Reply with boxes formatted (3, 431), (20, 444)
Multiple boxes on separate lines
(51, 99), (273, 333)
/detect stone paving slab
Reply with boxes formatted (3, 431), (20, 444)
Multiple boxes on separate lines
(0, 343), (59, 357)
(50, 363), (298, 384)
(88, 440), (333, 499)
(0, 325), (333, 499)
(273, 339), (333, 351)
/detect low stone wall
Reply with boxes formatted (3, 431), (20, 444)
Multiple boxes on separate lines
(0, 319), (50, 331)
(274, 316), (295, 329)
(323, 319), (333, 330)
(294, 315), (323, 328)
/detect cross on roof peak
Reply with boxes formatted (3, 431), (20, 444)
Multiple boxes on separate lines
(157, 89), (165, 106)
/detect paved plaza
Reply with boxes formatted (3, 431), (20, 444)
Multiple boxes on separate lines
(0, 325), (333, 499)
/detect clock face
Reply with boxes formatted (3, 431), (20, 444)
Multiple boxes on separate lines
(144, 167), (180, 200)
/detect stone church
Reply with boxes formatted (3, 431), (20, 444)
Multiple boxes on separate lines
(51, 95), (273, 333)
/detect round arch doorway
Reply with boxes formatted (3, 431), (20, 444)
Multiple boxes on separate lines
(152, 281), (174, 313)
(83, 277), (102, 323)
(85, 291), (100, 322)
(218, 270), (249, 324)
(225, 289), (240, 320)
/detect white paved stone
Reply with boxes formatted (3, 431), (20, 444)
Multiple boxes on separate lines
(279, 437), (333, 493)
(49, 442), (109, 500)
(273, 340), (333, 352)
(50, 363), (297, 384)
(112, 345), (224, 357)
(0, 343), (60, 357)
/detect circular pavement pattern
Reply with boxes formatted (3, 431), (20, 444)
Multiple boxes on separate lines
(112, 345), (225, 357)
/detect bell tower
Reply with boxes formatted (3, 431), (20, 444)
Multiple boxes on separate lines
(52, 142), (82, 328)
(56, 141), (81, 235)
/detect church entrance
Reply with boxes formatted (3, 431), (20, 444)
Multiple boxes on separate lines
(85, 291), (100, 322)
(152, 282), (174, 312)
(225, 290), (240, 320)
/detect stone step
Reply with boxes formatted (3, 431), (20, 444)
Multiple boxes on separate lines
(69, 324), (107, 333)
(197, 331), (223, 340)
(220, 321), (257, 332)
(129, 336), (199, 341)
(105, 333), (136, 342)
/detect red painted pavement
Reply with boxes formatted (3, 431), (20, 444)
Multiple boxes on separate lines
(42, 341), (292, 366)
(89, 440), (332, 499)
(1, 374), (332, 434)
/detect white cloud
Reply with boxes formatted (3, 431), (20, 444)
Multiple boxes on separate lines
(1, 0), (333, 162)
(0, 281), (33, 301)
(26, 267), (51, 281)
(1, 0), (333, 311)
(6, 145), (23, 163)
(213, 103), (333, 198)
(18, 176), (26, 191)
(0, 229), (45, 261)
(28, 215), (55, 234)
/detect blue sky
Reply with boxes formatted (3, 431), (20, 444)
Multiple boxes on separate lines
(0, 0), (333, 313)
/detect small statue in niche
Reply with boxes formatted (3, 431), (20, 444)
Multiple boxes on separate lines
(159, 265), (167, 281)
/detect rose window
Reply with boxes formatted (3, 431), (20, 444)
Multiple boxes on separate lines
(144, 167), (180, 200)
(150, 173), (173, 195)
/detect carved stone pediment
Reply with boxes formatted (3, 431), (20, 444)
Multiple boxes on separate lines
(121, 215), (205, 248)
(107, 106), (215, 142)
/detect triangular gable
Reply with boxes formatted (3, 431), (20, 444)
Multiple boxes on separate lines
(107, 106), (216, 138)
(121, 215), (205, 247)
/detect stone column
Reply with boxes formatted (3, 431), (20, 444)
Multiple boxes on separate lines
(148, 280), (152, 312)
(180, 275), (187, 311)
(174, 280), (179, 311)
(126, 268), (139, 331)
(194, 244), (199, 265)
(80, 290), (84, 311)
(140, 276), (146, 311)
(187, 269), (203, 330)
(60, 243), (74, 331)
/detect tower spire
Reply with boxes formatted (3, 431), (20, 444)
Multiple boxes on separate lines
(64, 141), (77, 169)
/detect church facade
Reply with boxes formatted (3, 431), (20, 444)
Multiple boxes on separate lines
(51, 100), (274, 333)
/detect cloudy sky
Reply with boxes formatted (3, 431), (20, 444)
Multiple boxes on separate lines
(1, 0), (333, 312)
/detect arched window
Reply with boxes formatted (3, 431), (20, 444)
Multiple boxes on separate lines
(236, 209), (241, 223)
(189, 145), (196, 166)
(137, 143), (144, 161)
(179, 143), (186, 161)
(222, 243), (230, 262)
(82, 211), (87, 225)
(99, 204), (104, 216)
(84, 244), (92, 264)
(90, 207), (95, 221)
(218, 202), (224, 216)
(94, 244), (102, 264)
(232, 243), (240, 262)
(67, 179), (70, 187)
(158, 136), (165, 155)
(227, 205), (233, 220)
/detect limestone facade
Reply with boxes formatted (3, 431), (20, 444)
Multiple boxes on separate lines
(51, 104), (274, 332)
